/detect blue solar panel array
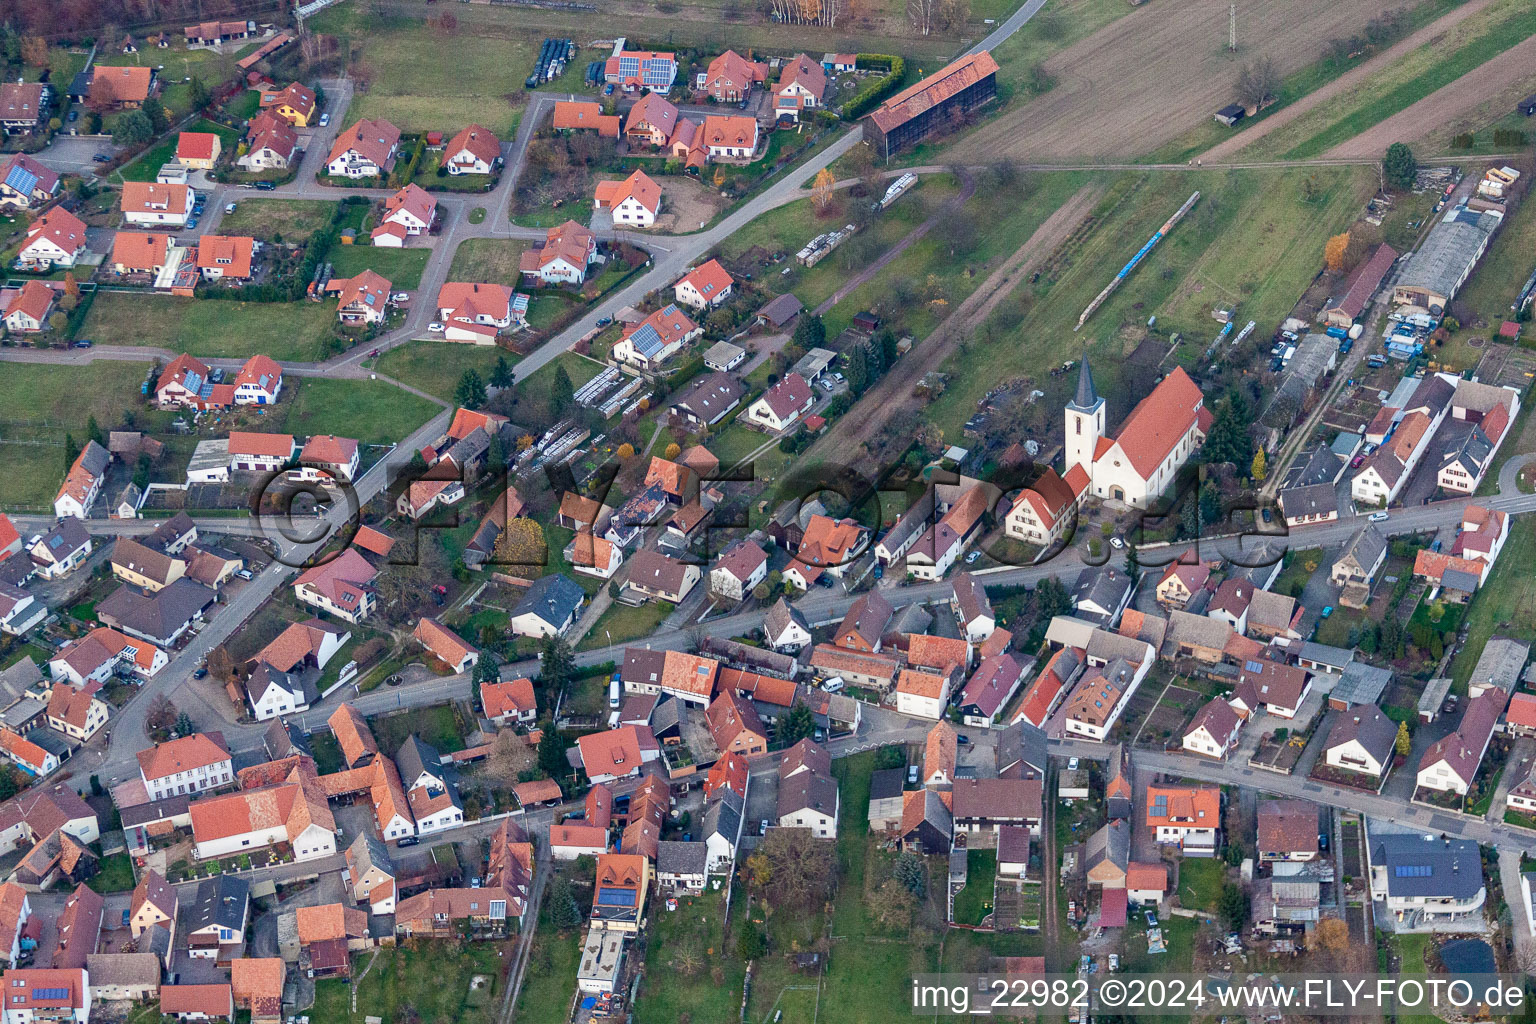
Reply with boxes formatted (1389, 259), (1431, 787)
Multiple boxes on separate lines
(1394, 864), (1432, 877)
(33, 989), (70, 1000)
(597, 886), (637, 907)
(5, 163), (38, 198)
(627, 323), (664, 359)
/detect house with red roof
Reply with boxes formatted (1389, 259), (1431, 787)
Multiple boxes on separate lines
(612, 303), (701, 370)
(436, 281), (520, 344)
(1064, 358), (1210, 508)
(175, 131), (221, 170)
(19, 207), (87, 269)
(673, 259), (734, 310)
(238, 110), (299, 171)
(137, 732), (232, 802)
(519, 221), (597, 286)
(295, 434), (358, 482)
(747, 372), (814, 433)
(325, 270), (392, 324)
(371, 183), (436, 246)
(326, 117), (400, 178)
(413, 618), (478, 674)
(1005, 466), (1089, 547)
(293, 548), (378, 623)
(1145, 784), (1220, 854)
(552, 101), (621, 138)
(443, 124), (501, 175)
(195, 235), (256, 282)
(1013, 647), (1082, 729)
(956, 654), (1027, 727)
(593, 169), (661, 228)
(481, 677), (537, 728)
(0, 968), (89, 1022)
(1155, 554), (1210, 609)
(703, 50), (767, 102)
(227, 431), (295, 472)
(111, 231), (174, 276)
(258, 82), (315, 126)
(603, 50), (677, 93)
(701, 115), (758, 160)
(773, 54), (827, 122)
(575, 725), (660, 784)
(1, 280), (54, 333)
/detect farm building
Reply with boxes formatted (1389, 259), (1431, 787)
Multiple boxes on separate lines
(864, 52), (999, 161)
(1392, 205), (1503, 315)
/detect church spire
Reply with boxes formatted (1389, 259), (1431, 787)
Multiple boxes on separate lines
(1071, 354), (1098, 411)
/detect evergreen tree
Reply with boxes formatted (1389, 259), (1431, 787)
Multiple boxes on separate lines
(844, 343), (868, 394)
(1383, 143), (1417, 191)
(547, 877), (582, 930)
(551, 363), (574, 417)
(490, 354), (515, 389)
(1198, 481), (1222, 529)
(188, 77), (211, 111)
(1395, 720), (1411, 757)
(174, 711), (194, 737)
(540, 633), (575, 691)
(791, 313), (825, 350)
(777, 702), (816, 747)
(1251, 448), (1267, 482)
(86, 415), (103, 447)
(140, 96), (168, 134)
(536, 725), (568, 779)
(454, 369), (488, 410)
(62, 434), (79, 474)
(473, 650), (501, 686)
(878, 329), (899, 369)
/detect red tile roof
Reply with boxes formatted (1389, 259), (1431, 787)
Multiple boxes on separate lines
(412, 617), (475, 669)
(1108, 367), (1206, 479)
(482, 677), (536, 720)
(195, 234), (255, 278)
(868, 51), (999, 134)
(445, 123), (502, 166)
(137, 732), (229, 781)
(327, 117), (400, 170)
(176, 131), (219, 162)
(594, 168), (661, 214)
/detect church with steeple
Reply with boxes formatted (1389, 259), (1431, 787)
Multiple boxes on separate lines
(1062, 355), (1212, 509)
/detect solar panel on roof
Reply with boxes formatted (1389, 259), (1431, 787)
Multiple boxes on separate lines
(597, 886), (637, 906)
(1394, 864), (1431, 877)
(33, 988), (69, 1000)
(5, 164), (38, 197)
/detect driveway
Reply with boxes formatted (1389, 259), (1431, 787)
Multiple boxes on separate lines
(34, 135), (120, 175)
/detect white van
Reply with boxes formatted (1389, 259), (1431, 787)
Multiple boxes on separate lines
(608, 677), (622, 709)
(821, 676), (844, 693)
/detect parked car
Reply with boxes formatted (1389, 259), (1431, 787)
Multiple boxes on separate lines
(956, 734), (969, 745)
(68, 109), (78, 121)
(1368, 511), (1389, 523)
(1320, 605), (1333, 619)
(225, 202), (236, 214)
(965, 550), (981, 563)
(821, 677), (843, 693)
(73, 339), (93, 348)
(396, 836), (419, 847)
(319, 112), (330, 127)
(93, 153), (110, 162)
(760, 819), (770, 835)
(192, 667), (207, 679)
(1442, 694), (1458, 714)
(1068, 756), (1079, 771)
(255, 180), (277, 191)
(907, 764), (919, 785)
(1351, 454), (1365, 468)
(1109, 536), (1124, 549)
(235, 568), (254, 581)
(428, 322), (445, 333)
(1261, 507), (1273, 523)
(391, 292), (409, 302)
(595, 316), (612, 327)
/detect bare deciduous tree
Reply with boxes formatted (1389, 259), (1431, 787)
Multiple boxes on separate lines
(1234, 57), (1280, 111)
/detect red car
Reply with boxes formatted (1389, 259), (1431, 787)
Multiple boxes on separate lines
(1351, 453), (1365, 468)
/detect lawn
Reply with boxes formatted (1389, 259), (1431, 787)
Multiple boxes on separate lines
(328, 245), (432, 291)
(308, 7), (532, 135)
(704, 423), (771, 471)
(311, 941), (509, 1024)
(513, 885), (583, 1023)
(219, 199), (339, 242)
(516, 350), (603, 392)
(309, 731), (346, 775)
(1448, 517), (1536, 689)
(633, 886), (745, 1024)
(576, 600), (670, 652)
(719, 173), (962, 312)
(87, 852), (137, 894)
(1175, 857), (1226, 913)
(78, 292), (341, 362)
(919, 165), (1369, 442)
(369, 703), (465, 755)
(375, 340), (515, 403)
(1241, 0), (1536, 159)
(0, 360), (161, 511)
(1456, 178), (1536, 328)
(448, 239), (530, 283)
(952, 848), (998, 926)
(117, 119), (239, 183)
(270, 376), (441, 447)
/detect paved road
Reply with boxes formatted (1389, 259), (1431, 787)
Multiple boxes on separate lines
(79, 405), (452, 783)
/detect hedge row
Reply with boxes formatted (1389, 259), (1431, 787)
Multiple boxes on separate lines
(842, 54), (906, 120)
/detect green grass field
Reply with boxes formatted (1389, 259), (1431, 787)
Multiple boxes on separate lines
(117, 119), (239, 183)
(634, 886), (746, 1022)
(375, 340), (515, 403)
(269, 376), (440, 446)
(576, 600), (670, 652)
(448, 239), (530, 283)
(308, 8), (532, 135)
(721, 174), (962, 312)
(1448, 517), (1536, 689)
(1176, 857), (1226, 912)
(512, 889), (583, 1022)
(918, 165), (1369, 440)
(328, 244), (432, 291)
(219, 199), (338, 241)
(1455, 182), (1536, 327)
(1240, 0), (1536, 159)
(311, 942), (508, 1024)
(370, 703), (465, 754)
(952, 848), (998, 925)
(78, 292), (341, 362)
(0, 360), (158, 510)
(87, 853), (137, 894)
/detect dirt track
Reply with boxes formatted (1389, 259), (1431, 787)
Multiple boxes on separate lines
(1322, 32), (1536, 158)
(1195, 0), (1504, 163)
(806, 183), (1102, 470)
(946, 0), (1408, 163)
